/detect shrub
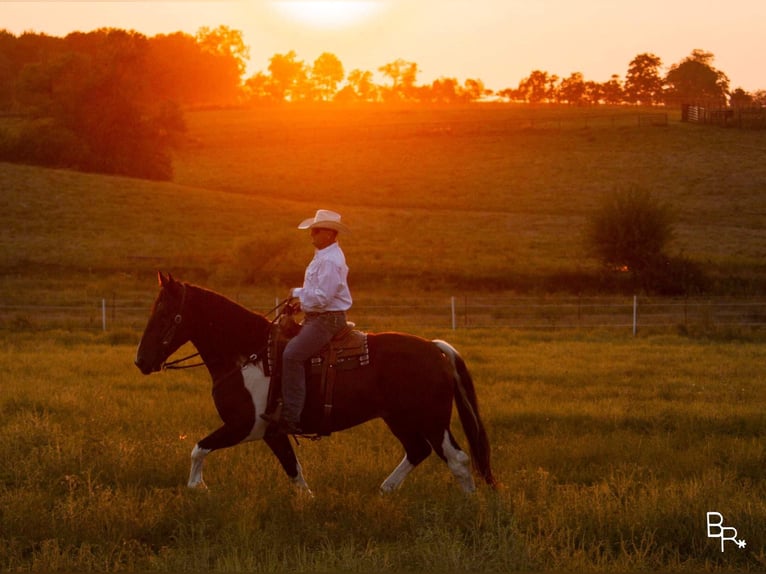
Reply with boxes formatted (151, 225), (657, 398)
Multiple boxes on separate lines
(585, 187), (706, 294)
(586, 187), (675, 273)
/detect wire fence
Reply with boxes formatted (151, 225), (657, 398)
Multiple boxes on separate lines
(2, 295), (766, 335)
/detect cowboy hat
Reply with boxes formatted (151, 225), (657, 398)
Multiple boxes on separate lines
(297, 209), (350, 233)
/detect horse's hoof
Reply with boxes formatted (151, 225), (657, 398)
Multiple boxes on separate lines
(188, 480), (208, 490)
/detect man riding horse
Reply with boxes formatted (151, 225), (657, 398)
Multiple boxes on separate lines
(261, 209), (352, 435)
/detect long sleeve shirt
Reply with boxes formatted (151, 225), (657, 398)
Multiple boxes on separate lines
(291, 242), (352, 313)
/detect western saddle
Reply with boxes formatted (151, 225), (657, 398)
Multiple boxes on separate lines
(264, 311), (369, 436)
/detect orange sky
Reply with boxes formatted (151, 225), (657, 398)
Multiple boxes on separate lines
(2, 1), (764, 92)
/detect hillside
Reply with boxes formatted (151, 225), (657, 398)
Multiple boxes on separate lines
(2, 105), (766, 301)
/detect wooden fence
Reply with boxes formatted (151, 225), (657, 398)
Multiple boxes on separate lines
(682, 105), (766, 129)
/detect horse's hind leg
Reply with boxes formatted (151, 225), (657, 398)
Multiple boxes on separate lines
(380, 417), (433, 493)
(433, 429), (475, 493)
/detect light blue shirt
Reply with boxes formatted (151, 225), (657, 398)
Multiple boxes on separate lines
(292, 242), (352, 313)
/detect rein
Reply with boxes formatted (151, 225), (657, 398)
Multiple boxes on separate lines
(163, 352), (206, 370)
(160, 295), (292, 372)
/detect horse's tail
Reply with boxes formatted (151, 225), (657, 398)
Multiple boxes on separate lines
(433, 340), (496, 488)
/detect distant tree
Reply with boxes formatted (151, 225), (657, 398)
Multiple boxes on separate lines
(350, 68), (378, 101)
(311, 52), (344, 101)
(729, 88), (754, 109)
(429, 76), (462, 103)
(664, 49), (729, 108)
(268, 50), (308, 101)
(146, 31), (242, 105)
(517, 70), (557, 103)
(600, 74), (624, 104)
(8, 29), (180, 179)
(624, 53), (664, 105)
(463, 78), (487, 102)
(195, 25), (249, 77)
(496, 86), (520, 102)
(558, 72), (587, 105)
(753, 90), (766, 107)
(244, 71), (277, 103)
(378, 58), (418, 101)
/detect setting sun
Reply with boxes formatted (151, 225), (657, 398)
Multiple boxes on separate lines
(271, 0), (385, 30)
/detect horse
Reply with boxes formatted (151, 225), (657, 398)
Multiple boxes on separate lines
(134, 272), (495, 494)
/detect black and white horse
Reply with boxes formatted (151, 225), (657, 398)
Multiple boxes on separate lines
(135, 273), (495, 494)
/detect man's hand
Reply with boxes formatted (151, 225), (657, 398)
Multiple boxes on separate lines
(286, 297), (302, 314)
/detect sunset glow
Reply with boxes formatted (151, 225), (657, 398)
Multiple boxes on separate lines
(271, 0), (385, 30)
(0, 1), (764, 92)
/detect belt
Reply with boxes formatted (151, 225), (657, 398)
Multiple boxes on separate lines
(304, 310), (347, 317)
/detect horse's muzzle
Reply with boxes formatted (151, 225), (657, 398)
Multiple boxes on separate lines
(134, 355), (160, 375)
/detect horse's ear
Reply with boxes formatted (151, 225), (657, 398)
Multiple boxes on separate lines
(158, 271), (167, 287)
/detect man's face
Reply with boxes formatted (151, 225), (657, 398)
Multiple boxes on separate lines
(310, 227), (337, 250)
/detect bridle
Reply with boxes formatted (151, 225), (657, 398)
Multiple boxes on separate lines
(160, 282), (187, 348)
(158, 283), (204, 370)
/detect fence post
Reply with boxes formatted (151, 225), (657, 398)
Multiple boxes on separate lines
(451, 296), (456, 330)
(102, 298), (107, 332)
(632, 295), (637, 336)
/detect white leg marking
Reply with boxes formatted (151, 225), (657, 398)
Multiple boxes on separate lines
(441, 430), (475, 493)
(188, 443), (211, 489)
(380, 455), (416, 493)
(292, 461), (313, 497)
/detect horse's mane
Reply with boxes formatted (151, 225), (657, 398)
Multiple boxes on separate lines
(186, 283), (272, 355)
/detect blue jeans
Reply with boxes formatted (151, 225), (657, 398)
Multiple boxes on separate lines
(281, 311), (347, 425)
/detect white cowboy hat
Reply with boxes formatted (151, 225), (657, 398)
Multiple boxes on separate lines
(297, 209), (350, 233)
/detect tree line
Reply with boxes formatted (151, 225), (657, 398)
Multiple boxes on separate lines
(0, 26), (763, 180)
(250, 48), (764, 109)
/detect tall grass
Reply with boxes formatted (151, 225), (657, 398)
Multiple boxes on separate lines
(1, 329), (764, 571)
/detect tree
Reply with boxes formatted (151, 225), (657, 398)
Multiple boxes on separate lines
(429, 76), (461, 103)
(600, 74), (624, 105)
(664, 49), (729, 108)
(729, 88), (754, 109)
(268, 50), (308, 101)
(244, 71), (277, 103)
(9, 29), (181, 179)
(463, 78), (487, 102)
(624, 53), (664, 105)
(517, 70), (557, 103)
(195, 25), (249, 77)
(311, 52), (344, 101)
(378, 58), (418, 101)
(147, 31), (243, 105)
(558, 72), (587, 105)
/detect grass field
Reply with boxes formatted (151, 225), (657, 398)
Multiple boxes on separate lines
(1, 328), (765, 571)
(2, 104), (766, 571)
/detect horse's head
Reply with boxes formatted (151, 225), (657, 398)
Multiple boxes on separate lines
(135, 272), (193, 375)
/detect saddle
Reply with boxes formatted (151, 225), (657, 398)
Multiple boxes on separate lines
(265, 312), (369, 436)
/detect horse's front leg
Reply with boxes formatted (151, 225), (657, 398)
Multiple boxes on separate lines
(188, 418), (253, 489)
(264, 434), (313, 496)
(189, 444), (210, 489)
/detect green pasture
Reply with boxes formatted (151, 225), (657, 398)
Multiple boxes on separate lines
(1, 104), (766, 305)
(1, 329), (764, 571)
(2, 105), (766, 571)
